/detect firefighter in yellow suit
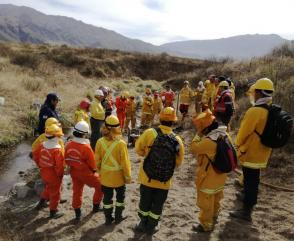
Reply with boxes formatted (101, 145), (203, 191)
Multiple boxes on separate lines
(141, 88), (154, 127)
(190, 109), (228, 232)
(152, 91), (162, 125)
(124, 95), (136, 131)
(135, 107), (185, 234)
(95, 115), (132, 225)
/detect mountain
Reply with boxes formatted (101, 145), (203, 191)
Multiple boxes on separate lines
(0, 4), (289, 59)
(0, 4), (160, 53)
(160, 34), (288, 59)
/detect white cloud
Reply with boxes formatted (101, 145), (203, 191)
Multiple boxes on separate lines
(0, 0), (293, 44)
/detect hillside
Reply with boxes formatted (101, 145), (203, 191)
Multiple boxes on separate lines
(0, 4), (290, 59)
(0, 4), (160, 53)
(161, 34), (287, 59)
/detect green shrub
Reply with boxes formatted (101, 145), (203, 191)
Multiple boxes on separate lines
(10, 52), (41, 69)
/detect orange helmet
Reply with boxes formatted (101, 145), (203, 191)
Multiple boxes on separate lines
(160, 107), (177, 122)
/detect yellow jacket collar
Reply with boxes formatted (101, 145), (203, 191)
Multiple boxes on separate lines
(159, 125), (173, 133)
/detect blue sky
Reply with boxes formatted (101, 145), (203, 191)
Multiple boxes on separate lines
(0, 0), (293, 45)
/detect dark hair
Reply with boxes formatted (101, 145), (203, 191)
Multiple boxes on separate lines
(73, 131), (85, 138)
(46, 136), (55, 140)
(203, 120), (219, 135)
(160, 120), (173, 127)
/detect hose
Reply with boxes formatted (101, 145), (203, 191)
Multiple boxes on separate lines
(234, 169), (294, 192)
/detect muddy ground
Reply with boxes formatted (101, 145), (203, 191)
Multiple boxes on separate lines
(0, 128), (293, 241)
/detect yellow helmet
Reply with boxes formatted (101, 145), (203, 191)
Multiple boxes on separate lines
(160, 107), (177, 122)
(45, 124), (64, 137)
(204, 79), (210, 85)
(192, 109), (215, 133)
(105, 115), (120, 127)
(218, 81), (229, 87)
(45, 117), (60, 128)
(251, 78), (274, 91)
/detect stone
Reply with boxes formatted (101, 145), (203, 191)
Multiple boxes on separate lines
(14, 182), (31, 199)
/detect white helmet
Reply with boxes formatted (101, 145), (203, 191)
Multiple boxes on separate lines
(94, 89), (104, 97)
(74, 121), (90, 134)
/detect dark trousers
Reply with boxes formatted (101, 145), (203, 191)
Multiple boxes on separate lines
(101, 185), (126, 219)
(243, 167), (260, 209)
(90, 118), (103, 150)
(138, 184), (169, 227)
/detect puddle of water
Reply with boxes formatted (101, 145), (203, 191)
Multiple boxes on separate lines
(0, 141), (34, 195)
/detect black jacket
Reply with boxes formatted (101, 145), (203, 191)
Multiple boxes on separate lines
(38, 103), (59, 134)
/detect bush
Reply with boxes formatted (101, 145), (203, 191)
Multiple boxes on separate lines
(50, 50), (85, 67)
(10, 52), (41, 69)
(22, 78), (42, 92)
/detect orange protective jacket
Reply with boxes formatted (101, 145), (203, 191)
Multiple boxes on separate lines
(65, 138), (97, 175)
(115, 97), (127, 114)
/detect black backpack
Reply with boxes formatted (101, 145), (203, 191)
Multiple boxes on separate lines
(207, 135), (238, 173)
(255, 104), (293, 148)
(143, 128), (180, 182)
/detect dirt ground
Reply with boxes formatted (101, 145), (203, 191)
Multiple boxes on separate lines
(0, 129), (294, 241)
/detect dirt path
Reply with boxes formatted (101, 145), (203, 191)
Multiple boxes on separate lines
(0, 130), (293, 241)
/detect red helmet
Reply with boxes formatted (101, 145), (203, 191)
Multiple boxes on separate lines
(80, 99), (90, 111)
(154, 91), (159, 96)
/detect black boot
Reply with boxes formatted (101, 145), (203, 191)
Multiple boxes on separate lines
(230, 207), (252, 222)
(146, 218), (159, 235)
(135, 217), (148, 233)
(236, 192), (244, 202)
(92, 203), (100, 213)
(114, 207), (127, 224)
(74, 208), (81, 221)
(49, 210), (64, 219)
(104, 208), (114, 225)
(35, 198), (48, 210)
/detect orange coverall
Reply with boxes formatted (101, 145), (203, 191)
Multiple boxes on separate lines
(65, 139), (103, 209)
(115, 97), (127, 128)
(33, 142), (65, 210)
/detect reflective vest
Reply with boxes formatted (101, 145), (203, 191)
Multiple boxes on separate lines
(100, 139), (122, 171)
(214, 90), (232, 113)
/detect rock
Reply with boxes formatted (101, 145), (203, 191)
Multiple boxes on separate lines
(0, 97), (5, 106)
(14, 182), (31, 199)
(34, 179), (45, 196)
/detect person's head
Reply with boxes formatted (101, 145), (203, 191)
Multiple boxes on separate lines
(45, 93), (59, 109)
(94, 89), (105, 101)
(99, 86), (109, 98)
(184, 80), (189, 87)
(45, 117), (60, 128)
(198, 81), (204, 87)
(218, 80), (230, 92)
(45, 124), (64, 139)
(251, 78), (274, 101)
(209, 74), (216, 83)
(121, 91), (129, 100)
(193, 109), (216, 135)
(73, 121), (90, 138)
(146, 88), (151, 96)
(165, 85), (171, 91)
(79, 99), (91, 112)
(154, 91), (159, 98)
(159, 107), (177, 126)
(204, 79), (210, 87)
(102, 115), (121, 140)
(129, 95), (135, 101)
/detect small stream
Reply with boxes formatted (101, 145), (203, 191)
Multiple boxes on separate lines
(0, 141), (34, 195)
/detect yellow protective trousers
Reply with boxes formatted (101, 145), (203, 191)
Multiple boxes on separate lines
(141, 113), (153, 127)
(196, 190), (224, 231)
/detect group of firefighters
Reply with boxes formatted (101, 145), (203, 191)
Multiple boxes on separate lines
(31, 75), (276, 234)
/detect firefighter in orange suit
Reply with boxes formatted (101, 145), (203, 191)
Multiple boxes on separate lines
(33, 124), (65, 219)
(115, 92), (128, 129)
(65, 121), (103, 221)
(190, 110), (228, 232)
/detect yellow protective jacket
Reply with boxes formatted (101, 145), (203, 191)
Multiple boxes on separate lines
(32, 134), (65, 154)
(74, 109), (90, 127)
(152, 97), (162, 115)
(95, 137), (131, 188)
(126, 99), (136, 117)
(180, 87), (193, 105)
(90, 99), (105, 120)
(190, 127), (228, 194)
(235, 106), (272, 169)
(142, 96), (154, 115)
(135, 125), (185, 190)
